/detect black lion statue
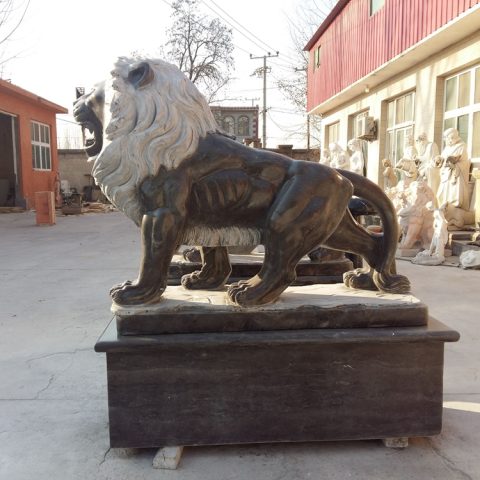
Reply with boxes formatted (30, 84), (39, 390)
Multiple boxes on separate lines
(73, 56), (410, 307)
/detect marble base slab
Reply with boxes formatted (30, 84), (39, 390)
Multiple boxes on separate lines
(113, 284), (428, 335)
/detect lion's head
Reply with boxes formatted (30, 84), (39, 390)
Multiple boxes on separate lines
(74, 57), (218, 225)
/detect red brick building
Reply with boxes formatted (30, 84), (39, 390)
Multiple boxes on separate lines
(0, 79), (67, 208)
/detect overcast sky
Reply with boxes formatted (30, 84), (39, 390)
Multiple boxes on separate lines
(1, 0), (325, 148)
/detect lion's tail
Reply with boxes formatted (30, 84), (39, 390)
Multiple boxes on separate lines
(338, 169), (411, 294)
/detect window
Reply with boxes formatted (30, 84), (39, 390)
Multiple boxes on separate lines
(31, 121), (51, 170)
(370, 0), (385, 15)
(326, 122), (340, 146)
(237, 116), (250, 136)
(350, 110), (369, 171)
(313, 45), (322, 71)
(223, 116), (235, 135)
(443, 65), (480, 160)
(385, 92), (415, 165)
(351, 110), (369, 138)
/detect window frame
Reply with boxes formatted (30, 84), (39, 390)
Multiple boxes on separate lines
(237, 115), (250, 137)
(385, 91), (415, 166)
(326, 121), (340, 146)
(31, 120), (52, 171)
(443, 64), (480, 161)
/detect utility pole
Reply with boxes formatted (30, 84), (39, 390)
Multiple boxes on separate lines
(250, 52), (279, 148)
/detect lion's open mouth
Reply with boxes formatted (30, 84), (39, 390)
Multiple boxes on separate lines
(79, 117), (103, 158)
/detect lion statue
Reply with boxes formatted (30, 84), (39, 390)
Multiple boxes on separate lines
(73, 56), (410, 307)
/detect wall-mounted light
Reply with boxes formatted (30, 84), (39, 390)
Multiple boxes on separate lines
(364, 85), (370, 93)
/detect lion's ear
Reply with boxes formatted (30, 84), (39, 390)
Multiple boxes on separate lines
(128, 62), (154, 89)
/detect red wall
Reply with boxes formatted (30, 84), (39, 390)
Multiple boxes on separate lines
(307, 0), (480, 110)
(0, 89), (62, 209)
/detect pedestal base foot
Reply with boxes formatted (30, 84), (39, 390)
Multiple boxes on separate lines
(152, 446), (184, 470)
(382, 437), (409, 449)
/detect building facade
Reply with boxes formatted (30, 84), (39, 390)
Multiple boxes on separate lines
(305, 0), (480, 185)
(0, 79), (67, 208)
(210, 106), (259, 144)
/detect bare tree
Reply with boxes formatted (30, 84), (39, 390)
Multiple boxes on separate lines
(162, 0), (234, 103)
(0, 0), (30, 73)
(276, 0), (336, 147)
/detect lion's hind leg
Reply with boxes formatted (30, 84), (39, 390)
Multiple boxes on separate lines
(324, 212), (410, 294)
(228, 166), (353, 306)
(181, 246), (232, 290)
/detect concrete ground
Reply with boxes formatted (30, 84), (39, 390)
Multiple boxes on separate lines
(1, 210), (479, 480)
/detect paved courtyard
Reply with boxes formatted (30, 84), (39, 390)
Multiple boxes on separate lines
(1, 210), (479, 480)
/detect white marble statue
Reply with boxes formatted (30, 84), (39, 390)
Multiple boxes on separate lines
(329, 142), (350, 170)
(416, 133), (440, 195)
(395, 135), (418, 187)
(382, 158), (398, 189)
(412, 204), (449, 265)
(397, 180), (435, 251)
(347, 138), (365, 176)
(436, 128), (471, 211)
(319, 148), (331, 166)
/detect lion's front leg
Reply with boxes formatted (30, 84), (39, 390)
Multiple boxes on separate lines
(181, 246), (232, 290)
(111, 210), (182, 305)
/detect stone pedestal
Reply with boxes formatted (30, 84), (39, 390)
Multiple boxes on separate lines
(95, 286), (458, 449)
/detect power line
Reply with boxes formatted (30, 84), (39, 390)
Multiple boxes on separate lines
(199, 0), (299, 65)
(206, 0), (281, 55)
(199, 0), (270, 55)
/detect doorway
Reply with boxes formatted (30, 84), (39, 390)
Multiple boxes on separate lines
(0, 111), (21, 206)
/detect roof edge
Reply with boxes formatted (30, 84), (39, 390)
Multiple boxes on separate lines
(0, 78), (68, 114)
(304, 0), (350, 51)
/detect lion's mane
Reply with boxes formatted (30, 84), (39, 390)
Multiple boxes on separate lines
(92, 57), (218, 225)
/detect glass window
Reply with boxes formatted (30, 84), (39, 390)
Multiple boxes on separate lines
(445, 76), (457, 111)
(458, 72), (471, 108)
(395, 130), (405, 163)
(237, 116), (250, 136)
(395, 96), (405, 124)
(473, 112), (480, 157)
(327, 122), (339, 145)
(30, 121), (51, 170)
(404, 93), (413, 122)
(387, 101), (394, 128)
(457, 114), (469, 144)
(223, 116), (235, 135)
(475, 67), (480, 104)
(385, 92), (415, 165)
(370, 0), (385, 15)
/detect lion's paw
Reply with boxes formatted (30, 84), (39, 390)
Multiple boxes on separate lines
(343, 269), (377, 291)
(111, 283), (165, 305)
(181, 272), (228, 290)
(110, 280), (133, 295)
(227, 276), (259, 303)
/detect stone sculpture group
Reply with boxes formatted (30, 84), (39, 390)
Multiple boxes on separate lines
(74, 56), (410, 307)
(380, 129), (474, 264)
(321, 139), (365, 177)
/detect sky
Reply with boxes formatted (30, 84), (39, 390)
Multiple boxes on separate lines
(0, 0), (329, 148)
